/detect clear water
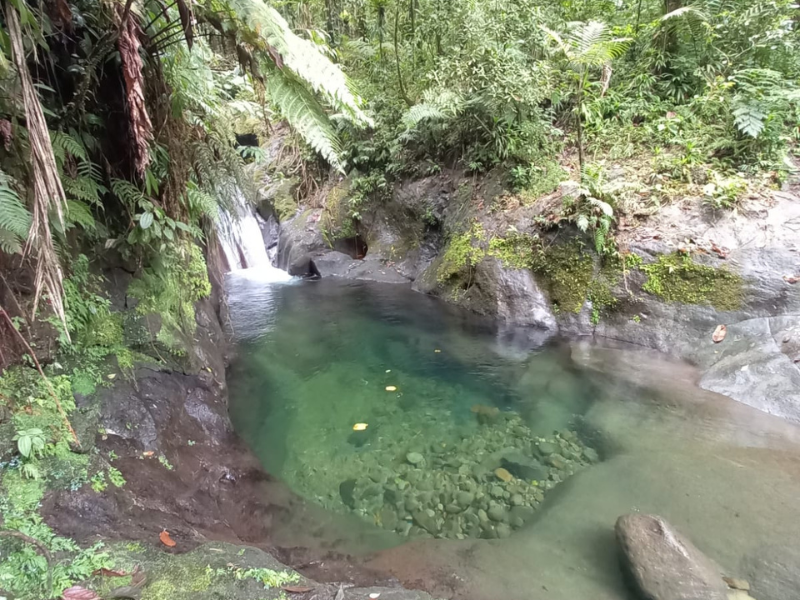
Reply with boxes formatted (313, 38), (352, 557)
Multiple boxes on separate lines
(226, 275), (800, 600)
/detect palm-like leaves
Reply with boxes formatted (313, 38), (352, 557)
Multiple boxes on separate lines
(543, 21), (631, 71)
(212, 0), (373, 170)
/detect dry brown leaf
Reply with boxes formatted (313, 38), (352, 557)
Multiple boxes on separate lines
(116, 6), (153, 177)
(784, 275), (799, 284)
(159, 530), (177, 547)
(282, 586), (314, 593)
(62, 586), (101, 600)
(712, 324), (727, 343)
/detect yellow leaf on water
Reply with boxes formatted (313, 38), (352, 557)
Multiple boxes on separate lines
(385, 386), (397, 392)
(434, 349), (441, 353)
(353, 423), (368, 431)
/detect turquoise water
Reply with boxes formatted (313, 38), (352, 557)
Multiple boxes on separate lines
(225, 274), (800, 600)
(227, 276), (604, 541)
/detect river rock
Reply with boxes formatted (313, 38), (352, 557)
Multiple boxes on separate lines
(496, 523), (512, 539)
(339, 479), (357, 509)
(535, 441), (557, 456)
(615, 513), (729, 600)
(456, 491), (474, 508)
(413, 509), (440, 535)
(742, 544), (800, 600)
(406, 452), (425, 465)
(380, 507), (398, 531)
(501, 452), (548, 481)
(487, 505), (507, 523)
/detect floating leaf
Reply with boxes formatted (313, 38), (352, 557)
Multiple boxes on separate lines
(434, 349), (441, 353)
(159, 530), (177, 547)
(62, 586), (101, 600)
(352, 423), (368, 431)
(385, 386), (397, 392)
(712, 325), (727, 343)
(784, 275), (799, 284)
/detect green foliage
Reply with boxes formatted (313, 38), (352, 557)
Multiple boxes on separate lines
(127, 242), (212, 350)
(12, 429), (46, 459)
(0, 471), (112, 600)
(0, 168), (31, 254)
(702, 171), (748, 209)
(206, 564), (300, 589)
(642, 253), (743, 310)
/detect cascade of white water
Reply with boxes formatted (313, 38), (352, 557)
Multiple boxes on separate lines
(217, 190), (293, 282)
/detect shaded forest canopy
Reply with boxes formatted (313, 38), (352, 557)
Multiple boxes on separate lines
(0, 0), (798, 596)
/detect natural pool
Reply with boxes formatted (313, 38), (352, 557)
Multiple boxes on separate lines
(226, 273), (800, 600)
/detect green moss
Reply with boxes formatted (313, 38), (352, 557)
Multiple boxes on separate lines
(488, 232), (541, 270)
(437, 222), (486, 283)
(642, 253), (743, 310)
(533, 242), (594, 313)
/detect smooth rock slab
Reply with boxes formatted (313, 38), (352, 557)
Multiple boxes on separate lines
(742, 544), (800, 600)
(615, 513), (729, 600)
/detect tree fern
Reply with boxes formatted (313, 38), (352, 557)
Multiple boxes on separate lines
(0, 169), (31, 254)
(402, 90), (465, 130)
(267, 72), (344, 171)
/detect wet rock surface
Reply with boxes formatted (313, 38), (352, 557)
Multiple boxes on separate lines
(615, 513), (731, 600)
(742, 545), (800, 600)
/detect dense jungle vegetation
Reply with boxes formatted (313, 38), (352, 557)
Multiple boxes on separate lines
(0, 0), (798, 596)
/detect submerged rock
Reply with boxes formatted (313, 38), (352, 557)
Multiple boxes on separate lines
(406, 452), (425, 465)
(615, 513), (730, 600)
(339, 479), (357, 509)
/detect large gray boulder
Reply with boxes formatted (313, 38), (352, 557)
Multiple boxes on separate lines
(615, 514), (731, 600)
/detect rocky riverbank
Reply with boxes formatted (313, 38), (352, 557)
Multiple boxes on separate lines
(267, 157), (800, 424)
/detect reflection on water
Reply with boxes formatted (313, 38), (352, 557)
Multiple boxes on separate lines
(225, 275), (800, 599)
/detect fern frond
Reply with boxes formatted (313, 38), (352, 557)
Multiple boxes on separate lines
(50, 129), (89, 165)
(0, 170), (31, 254)
(111, 178), (146, 207)
(66, 199), (97, 232)
(267, 72), (344, 172)
(227, 0), (372, 128)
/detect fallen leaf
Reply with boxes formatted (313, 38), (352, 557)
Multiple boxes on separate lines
(159, 530), (177, 547)
(710, 242), (729, 259)
(282, 586), (314, 593)
(142, 451), (154, 457)
(434, 349), (441, 353)
(784, 275), (799, 284)
(62, 586), (101, 600)
(712, 324), (727, 343)
(352, 423), (368, 431)
(93, 567), (129, 577)
(369, 594), (382, 599)
(385, 385), (397, 392)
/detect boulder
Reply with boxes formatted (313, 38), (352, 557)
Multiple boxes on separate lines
(615, 513), (729, 600)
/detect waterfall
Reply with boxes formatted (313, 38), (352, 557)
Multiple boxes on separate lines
(217, 190), (293, 282)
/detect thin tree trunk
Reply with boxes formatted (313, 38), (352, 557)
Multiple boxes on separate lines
(394, 6), (412, 106)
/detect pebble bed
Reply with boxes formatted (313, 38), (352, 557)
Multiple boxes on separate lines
(285, 408), (599, 540)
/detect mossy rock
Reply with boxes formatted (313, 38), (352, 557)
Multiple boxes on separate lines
(98, 542), (309, 600)
(533, 242), (594, 314)
(641, 253), (743, 311)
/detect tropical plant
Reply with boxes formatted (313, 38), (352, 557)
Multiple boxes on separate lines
(543, 21), (631, 171)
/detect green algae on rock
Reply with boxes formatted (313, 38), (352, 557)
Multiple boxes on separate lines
(641, 253), (743, 311)
(533, 242), (594, 314)
(436, 222), (486, 283)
